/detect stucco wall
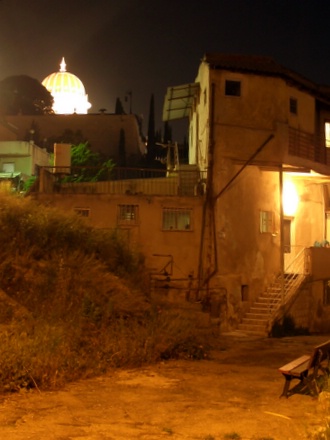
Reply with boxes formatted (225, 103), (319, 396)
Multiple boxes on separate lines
(281, 281), (330, 334)
(0, 141), (50, 175)
(34, 193), (203, 280)
(191, 61), (317, 173)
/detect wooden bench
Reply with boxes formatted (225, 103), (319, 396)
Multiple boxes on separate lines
(278, 340), (330, 398)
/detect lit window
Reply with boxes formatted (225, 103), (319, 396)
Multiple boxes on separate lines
(325, 122), (330, 148)
(118, 205), (139, 225)
(290, 98), (298, 115)
(225, 80), (241, 97)
(74, 208), (90, 217)
(260, 210), (274, 233)
(162, 208), (192, 231)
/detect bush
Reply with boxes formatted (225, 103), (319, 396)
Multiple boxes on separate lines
(0, 192), (211, 392)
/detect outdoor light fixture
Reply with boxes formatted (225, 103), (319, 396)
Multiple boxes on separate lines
(283, 180), (299, 217)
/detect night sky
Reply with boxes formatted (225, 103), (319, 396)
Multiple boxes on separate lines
(0, 0), (329, 141)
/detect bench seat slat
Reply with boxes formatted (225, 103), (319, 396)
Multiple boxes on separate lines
(279, 355), (311, 375)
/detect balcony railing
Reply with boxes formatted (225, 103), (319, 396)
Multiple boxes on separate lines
(36, 166), (207, 197)
(289, 127), (330, 166)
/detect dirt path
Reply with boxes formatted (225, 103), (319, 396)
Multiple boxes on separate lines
(0, 334), (329, 440)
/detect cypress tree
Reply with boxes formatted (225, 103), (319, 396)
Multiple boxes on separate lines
(115, 98), (125, 115)
(118, 128), (126, 167)
(146, 93), (156, 162)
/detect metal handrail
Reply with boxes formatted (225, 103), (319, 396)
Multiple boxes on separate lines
(267, 247), (307, 316)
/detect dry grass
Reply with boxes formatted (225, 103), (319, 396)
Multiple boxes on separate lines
(0, 191), (210, 392)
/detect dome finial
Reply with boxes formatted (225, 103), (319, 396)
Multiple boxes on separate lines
(60, 57), (66, 72)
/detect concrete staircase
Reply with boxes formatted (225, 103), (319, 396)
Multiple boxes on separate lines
(238, 274), (306, 336)
(238, 249), (308, 336)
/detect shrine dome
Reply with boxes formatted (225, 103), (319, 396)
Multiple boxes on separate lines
(42, 57), (91, 114)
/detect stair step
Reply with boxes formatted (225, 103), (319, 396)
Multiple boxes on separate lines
(237, 323), (267, 334)
(253, 300), (280, 307)
(255, 298), (277, 303)
(241, 318), (268, 325)
(245, 313), (269, 320)
(257, 295), (280, 300)
(250, 306), (273, 314)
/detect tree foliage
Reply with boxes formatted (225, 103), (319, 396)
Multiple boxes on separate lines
(0, 75), (53, 115)
(146, 93), (156, 162)
(115, 97), (125, 115)
(65, 142), (115, 182)
(118, 128), (126, 167)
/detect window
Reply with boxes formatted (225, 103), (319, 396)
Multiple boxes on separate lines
(225, 80), (241, 97)
(74, 208), (90, 217)
(2, 162), (15, 173)
(283, 218), (292, 253)
(118, 204), (139, 225)
(260, 211), (274, 233)
(324, 280), (330, 305)
(325, 122), (330, 148)
(290, 97), (298, 115)
(162, 208), (192, 231)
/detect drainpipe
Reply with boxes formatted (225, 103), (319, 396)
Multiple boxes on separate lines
(279, 166), (285, 301)
(197, 83), (217, 296)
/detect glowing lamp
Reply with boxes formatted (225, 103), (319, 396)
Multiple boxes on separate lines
(283, 180), (299, 216)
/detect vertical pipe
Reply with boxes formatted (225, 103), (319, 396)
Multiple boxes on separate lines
(279, 166), (285, 301)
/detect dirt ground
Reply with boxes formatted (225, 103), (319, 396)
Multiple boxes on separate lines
(0, 334), (329, 440)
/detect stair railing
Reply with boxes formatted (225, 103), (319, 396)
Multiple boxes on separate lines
(268, 247), (307, 316)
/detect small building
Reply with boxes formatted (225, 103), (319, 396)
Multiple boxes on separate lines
(0, 140), (50, 190)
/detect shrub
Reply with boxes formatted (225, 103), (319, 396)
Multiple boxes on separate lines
(0, 192), (211, 392)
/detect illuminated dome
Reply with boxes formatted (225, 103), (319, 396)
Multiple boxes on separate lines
(42, 58), (91, 114)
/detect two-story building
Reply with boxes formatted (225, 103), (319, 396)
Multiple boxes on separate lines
(163, 53), (330, 334)
(32, 54), (330, 335)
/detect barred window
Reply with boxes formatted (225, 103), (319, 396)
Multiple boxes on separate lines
(118, 205), (139, 225)
(260, 210), (274, 233)
(162, 208), (192, 231)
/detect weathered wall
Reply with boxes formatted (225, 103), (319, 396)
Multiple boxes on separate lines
(34, 193), (204, 280)
(280, 281), (330, 334)
(0, 141), (50, 175)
